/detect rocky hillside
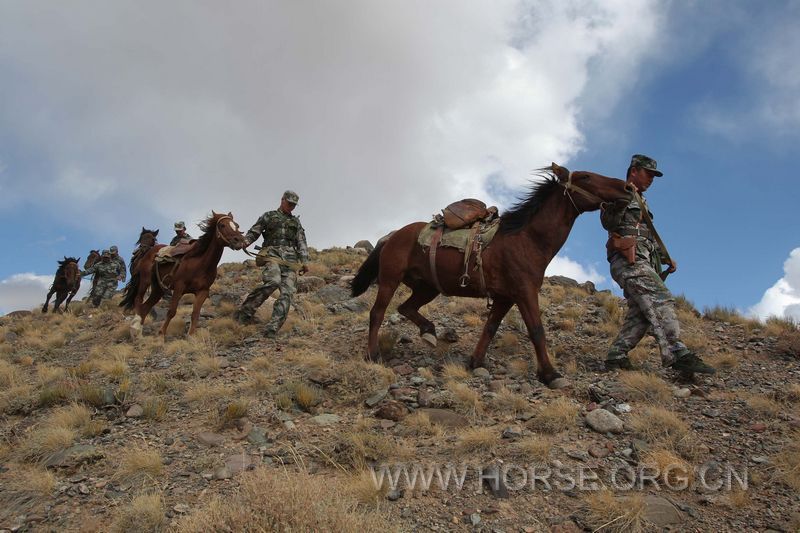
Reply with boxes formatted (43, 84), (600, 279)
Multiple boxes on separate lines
(1, 246), (799, 532)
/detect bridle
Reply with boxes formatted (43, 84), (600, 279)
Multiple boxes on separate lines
(215, 215), (242, 248)
(560, 171), (608, 214)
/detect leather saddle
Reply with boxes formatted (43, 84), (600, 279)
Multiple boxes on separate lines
(156, 241), (196, 263)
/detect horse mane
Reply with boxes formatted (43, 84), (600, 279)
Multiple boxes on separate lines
(498, 169), (561, 234)
(186, 214), (221, 257)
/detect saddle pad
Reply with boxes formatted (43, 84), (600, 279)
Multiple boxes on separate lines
(417, 219), (500, 251)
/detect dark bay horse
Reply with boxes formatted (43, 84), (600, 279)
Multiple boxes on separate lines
(83, 250), (101, 296)
(42, 257), (81, 313)
(121, 213), (245, 338)
(351, 163), (633, 389)
(130, 227), (159, 276)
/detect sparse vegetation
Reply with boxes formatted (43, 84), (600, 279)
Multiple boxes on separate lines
(618, 371), (671, 403)
(582, 490), (646, 533)
(528, 397), (579, 433)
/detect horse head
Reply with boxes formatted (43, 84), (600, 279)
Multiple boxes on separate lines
(137, 227), (159, 247)
(551, 163), (633, 213)
(211, 211), (247, 250)
(84, 250), (101, 269)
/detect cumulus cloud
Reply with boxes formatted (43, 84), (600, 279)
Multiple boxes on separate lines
(0, 273), (69, 314)
(546, 256), (605, 285)
(0, 0), (662, 280)
(749, 248), (800, 321)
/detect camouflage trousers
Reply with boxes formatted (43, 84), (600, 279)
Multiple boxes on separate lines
(91, 278), (117, 307)
(607, 254), (688, 367)
(239, 261), (297, 334)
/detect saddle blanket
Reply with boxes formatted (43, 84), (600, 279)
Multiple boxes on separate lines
(417, 219), (500, 251)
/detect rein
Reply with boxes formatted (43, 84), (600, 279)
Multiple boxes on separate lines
(561, 171), (607, 213)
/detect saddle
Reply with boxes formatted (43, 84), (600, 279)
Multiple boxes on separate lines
(155, 242), (195, 263)
(418, 199), (500, 296)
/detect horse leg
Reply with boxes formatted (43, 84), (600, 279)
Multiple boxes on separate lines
(188, 290), (208, 336)
(367, 278), (402, 362)
(64, 290), (76, 311)
(42, 288), (55, 313)
(138, 282), (164, 330)
(53, 291), (66, 313)
(516, 292), (569, 389)
(397, 283), (439, 346)
(468, 298), (513, 370)
(159, 288), (182, 340)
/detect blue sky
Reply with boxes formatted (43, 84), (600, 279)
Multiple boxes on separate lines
(1, 1), (799, 319)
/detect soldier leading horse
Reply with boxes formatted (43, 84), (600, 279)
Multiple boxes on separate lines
(351, 163), (633, 389)
(121, 212), (245, 338)
(42, 257), (81, 313)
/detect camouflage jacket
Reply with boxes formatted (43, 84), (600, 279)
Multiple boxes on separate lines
(601, 194), (665, 269)
(111, 255), (127, 281)
(245, 210), (308, 263)
(81, 260), (121, 281)
(170, 233), (194, 246)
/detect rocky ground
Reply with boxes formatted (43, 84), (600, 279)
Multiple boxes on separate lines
(1, 245), (799, 532)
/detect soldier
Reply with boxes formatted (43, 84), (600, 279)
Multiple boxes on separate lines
(109, 245), (126, 283)
(80, 249), (122, 307)
(601, 154), (715, 376)
(234, 190), (309, 337)
(170, 221), (194, 246)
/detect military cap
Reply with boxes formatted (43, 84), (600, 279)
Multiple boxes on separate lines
(282, 190), (299, 204)
(101, 249), (111, 257)
(174, 221), (186, 231)
(110, 245), (118, 253)
(630, 154), (663, 177)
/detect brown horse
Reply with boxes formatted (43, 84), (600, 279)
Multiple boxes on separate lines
(130, 227), (159, 276)
(83, 250), (101, 296)
(121, 213), (245, 338)
(351, 163), (633, 389)
(42, 257), (81, 313)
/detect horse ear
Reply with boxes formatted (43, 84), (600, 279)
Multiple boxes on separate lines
(551, 163), (568, 181)
(228, 212), (232, 217)
(142, 226), (146, 232)
(77, 257), (81, 264)
(154, 230), (159, 236)
(212, 210), (218, 216)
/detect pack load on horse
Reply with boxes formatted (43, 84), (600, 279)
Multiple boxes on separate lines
(120, 212), (246, 338)
(42, 257), (82, 313)
(351, 163), (634, 389)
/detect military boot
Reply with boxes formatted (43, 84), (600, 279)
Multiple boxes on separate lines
(669, 352), (716, 375)
(233, 309), (257, 325)
(605, 356), (634, 371)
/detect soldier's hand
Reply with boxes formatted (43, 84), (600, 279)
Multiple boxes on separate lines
(299, 264), (309, 275)
(665, 259), (677, 274)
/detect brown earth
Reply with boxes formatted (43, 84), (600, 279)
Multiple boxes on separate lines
(1, 246), (799, 532)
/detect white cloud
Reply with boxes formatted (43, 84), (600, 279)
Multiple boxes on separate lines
(546, 255), (605, 285)
(0, 1), (662, 281)
(0, 272), (92, 315)
(749, 248), (800, 321)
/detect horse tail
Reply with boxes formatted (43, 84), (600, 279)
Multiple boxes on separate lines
(119, 271), (140, 310)
(351, 241), (385, 297)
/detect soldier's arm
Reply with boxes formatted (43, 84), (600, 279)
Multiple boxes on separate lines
(600, 197), (631, 231)
(244, 214), (267, 246)
(296, 223), (309, 264)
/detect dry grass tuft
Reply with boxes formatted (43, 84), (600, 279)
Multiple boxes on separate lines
(0, 360), (20, 388)
(514, 436), (552, 464)
(494, 332), (519, 352)
(293, 383), (323, 411)
(285, 349), (332, 372)
(217, 399), (250, 428)
(38, 380), (75, 407)
(446, 381), (482, 416)
(115, 448), (164, 487)
(629, 406), (696, 458)
(744, 394), (782, 418)
(619, 371), (671, 403)
(47, 403), (104, 436)
(641, 448), (695, 488)
(456, 426), (499, 454)
(184, 383), (232, 406)
(706, 351), (739, 369)
(528, 397), (579, 433)
(111, 492), (165, 533)
(142, 396), (169, 420)
(175, 467), (394, 532)
(347, 469), (390, 504)
(492, 388), (530, 414)
(402, 411), (443, 437)
(773, 432), (800, 491)
(335, 431), (405, 469)
(195, 354), (221, 377)
(681, 331), (709, 353)
(18, 426), (76, 463)
(582, 490), (647, 533)
(442, 362), (470, 381)
(507, 358), (530, 377)
(728, 488), (752, 508)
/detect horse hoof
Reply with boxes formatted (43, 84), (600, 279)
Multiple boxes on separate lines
(129, 320), (143, 339)
(547, 377), (571, 390)
(421, 333), (437, 347)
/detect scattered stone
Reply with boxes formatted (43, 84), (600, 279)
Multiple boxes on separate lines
(173, 504), (190, 514)
(502, 426), (523, 439)
(365, 390), (388, 407)
(488, 380), (505, 392)
(380, 419), (396, 430)
(589, 446), (611, 459)
(470, 513), (481, 526)
(296, 275), (326, 293)
(584, 409), (624, 434)
(751, 456), (769, 464)
(641, 495), (686, 527)
(418, 408), (469, 428)
(566, 450), (590, 462)
(440, 327), (459, 343)
(212, 467), (232, 480)
(387, 489), (403, 501)
(673, 388), (691, 398)
(615, 403), (632, 413)
(586, 402), (598, 412)
(125, 404), (144, 418)
(283, 421), (296, 430)
(353, 240), (374, 252)
(375, 400), (409, 422)
(224, 454), (255, 475)
(417, 388), (432, 407)
(481, 465), (509, 498)
(410, 376), (426, 385)
(393, 364), (415, 376)
(44, 445), (103, 469)
(749, 422), (767, 433)
(472, 368), (491, 379)
(310, 414), (341, 426)
(312, 284), (351, 305)
(246, 427), (269, 446)
(197, 432), (226, 447)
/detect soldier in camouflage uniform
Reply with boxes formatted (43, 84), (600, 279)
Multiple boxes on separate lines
(234, 190), (309, 337)
(109, 246), (126, 283)
(170, 221), (194, 246)
(80, 250), (122, 307)
(601, 154), (715, 376)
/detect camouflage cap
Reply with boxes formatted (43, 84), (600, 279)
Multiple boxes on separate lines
(110, 245), (118, 253)
(282, 190), (299, 204)
(101, 249), (111, 257)
(630, 154), (663, 177)
(174, 221), (186, 231)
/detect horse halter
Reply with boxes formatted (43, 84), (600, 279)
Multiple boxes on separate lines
(215, 215), (241, 247)
(561, 171), (607, 214)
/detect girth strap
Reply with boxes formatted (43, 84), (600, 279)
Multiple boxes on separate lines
(428, 226), (446, 295)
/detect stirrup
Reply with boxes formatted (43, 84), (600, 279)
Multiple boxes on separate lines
(458, 274), (470, 288)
